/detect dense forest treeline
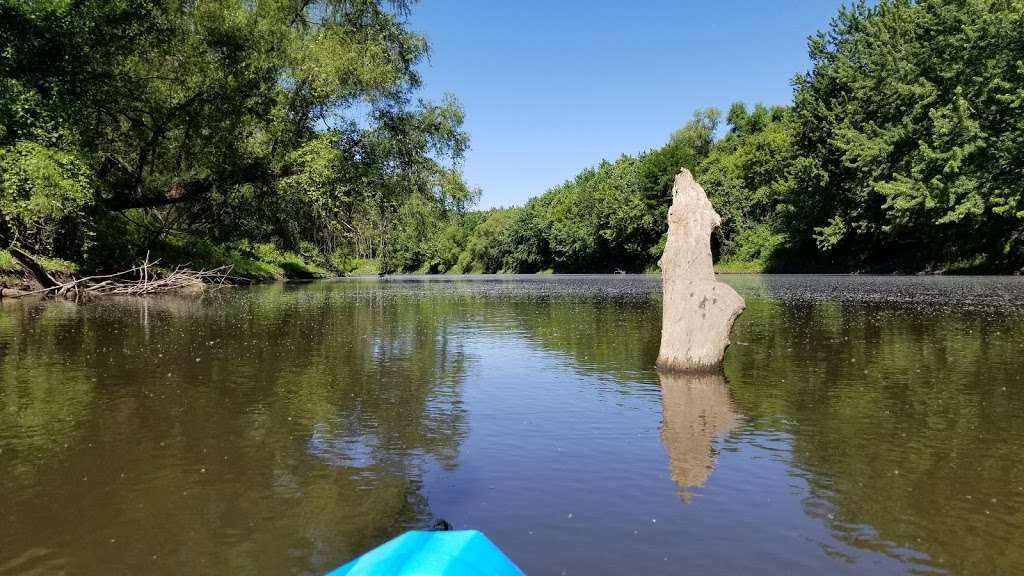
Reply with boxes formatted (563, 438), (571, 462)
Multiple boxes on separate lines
(2, 0), (1023, 280)
(391, 0), (1024, 275)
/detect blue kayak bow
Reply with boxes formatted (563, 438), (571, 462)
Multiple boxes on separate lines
(326, 530), (525, 576)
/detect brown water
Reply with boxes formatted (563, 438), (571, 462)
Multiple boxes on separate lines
(1, 275), (1023, 575)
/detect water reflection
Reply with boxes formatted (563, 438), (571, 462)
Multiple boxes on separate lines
(658, 370), (738, 501)
(725, 296), (1024, 574)
(2, 276), (1024, 575)
(0, 290), (469, 575)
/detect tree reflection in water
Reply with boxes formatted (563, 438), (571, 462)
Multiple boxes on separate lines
(0, 289), (470, 575)
(3, 276), (1024, 575)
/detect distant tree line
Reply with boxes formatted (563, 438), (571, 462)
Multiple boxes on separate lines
(393, 0), (1024, 274)
(2, 0), (1022, 277)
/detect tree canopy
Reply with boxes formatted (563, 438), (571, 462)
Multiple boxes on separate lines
(0, 0), (470, 274)
(784, 0), (1024, 271)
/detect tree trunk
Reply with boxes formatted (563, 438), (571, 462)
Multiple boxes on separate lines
(9, 246), (60, 289)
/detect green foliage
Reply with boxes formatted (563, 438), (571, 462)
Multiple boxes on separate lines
(724, 224), (785, 269)
(0, 0), (468, 275)
(347, 258), (381, 275)
(429, 223), (471, 274)
(540, 156), (655, 271)
(637, 109), (720, 209)
(137, 234), (327, 281)
(0, 141), (92, 253)
(457, 208), (516, 273)
(786, 0), (1024, 271)
(500, 201), (550, 273)
(400, 108), (771, 274)
(395, 111), (725, 275)
(0, 249), (14, 272)
(0, 247), (77, 284)
(78, 210), (153, 272)
(696, 103), (795, 267)
(712, 259), (766, 274)
(35, 254), (78, 275)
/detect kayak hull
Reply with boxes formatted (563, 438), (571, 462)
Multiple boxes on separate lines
(326, 530), (525, 576)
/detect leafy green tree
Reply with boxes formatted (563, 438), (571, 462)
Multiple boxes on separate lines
(786, 0), (1024, 271)
(0, 141), (92, 254)
(638, 108), (720, 207)
(501, 199), (552, 273)
(456, 208), (515, 273)
(0, 0), (469, 270)
(697, 103), (794, 266)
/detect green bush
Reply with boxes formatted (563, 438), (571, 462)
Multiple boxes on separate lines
(0, 249), (16, 272)
(347, 258), (380, 275)
(0, 142), (92, 255)
(328, 252), (357, 275)
(152, 235), (328, 281)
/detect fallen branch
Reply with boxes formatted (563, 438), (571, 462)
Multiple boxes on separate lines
(0, 287), (34, 299)
(1, 250), (240, 301)
(9, 246), (60, 289)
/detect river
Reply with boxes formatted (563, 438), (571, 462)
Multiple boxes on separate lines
(1, 275), (1023, 575)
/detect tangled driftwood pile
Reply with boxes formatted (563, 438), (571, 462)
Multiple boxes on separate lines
(1, 247), (235, 301)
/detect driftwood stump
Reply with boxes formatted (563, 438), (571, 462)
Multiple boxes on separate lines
(656, 169), (745, 372)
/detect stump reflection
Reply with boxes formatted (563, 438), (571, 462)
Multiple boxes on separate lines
(658, 370), (738, 501)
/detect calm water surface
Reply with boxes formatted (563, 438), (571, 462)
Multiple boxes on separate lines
(2, 275), (1023, 575)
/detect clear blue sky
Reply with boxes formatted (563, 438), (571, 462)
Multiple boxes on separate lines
(408, 0), (850, 209)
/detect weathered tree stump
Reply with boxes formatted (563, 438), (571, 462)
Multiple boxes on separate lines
(656, 168), (745, 372)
